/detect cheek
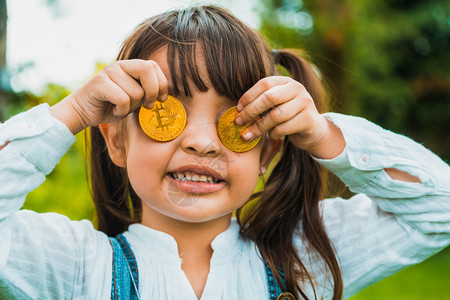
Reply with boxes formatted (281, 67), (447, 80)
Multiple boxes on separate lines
(126, 150), (156, 198)
(228, 153), (261, 201)
(125, 137), (172, 192)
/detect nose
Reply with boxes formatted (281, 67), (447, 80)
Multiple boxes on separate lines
(180, 118), (221, 157)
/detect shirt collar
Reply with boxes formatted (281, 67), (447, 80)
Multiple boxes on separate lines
(124, 219), (243, 266)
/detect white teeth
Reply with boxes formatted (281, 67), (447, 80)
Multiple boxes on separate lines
(171, 172), (220, 183)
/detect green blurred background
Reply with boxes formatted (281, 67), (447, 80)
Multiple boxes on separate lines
(1, 0), (449, 299)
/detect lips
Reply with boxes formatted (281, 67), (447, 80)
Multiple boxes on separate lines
(167, 175), (226, 194)
(169, 165), (224, 181)
(166, 164), (226, 194)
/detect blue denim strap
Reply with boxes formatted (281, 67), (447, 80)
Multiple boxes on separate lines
(264, 260), (285, 300)
(109, 234), (140, 300)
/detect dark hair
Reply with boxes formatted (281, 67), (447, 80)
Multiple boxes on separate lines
(88, 5), (342, 299)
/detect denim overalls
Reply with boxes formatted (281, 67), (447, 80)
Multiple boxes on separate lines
(109, 234), (295, 300)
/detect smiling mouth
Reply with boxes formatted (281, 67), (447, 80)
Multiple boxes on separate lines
(168, 172), (223, 184)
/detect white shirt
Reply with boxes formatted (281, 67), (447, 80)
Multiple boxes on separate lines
(0, 104), (449, 299)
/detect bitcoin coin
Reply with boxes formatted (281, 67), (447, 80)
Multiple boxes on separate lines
(139, 95), (187, 141)
(218, 106), (261, 152)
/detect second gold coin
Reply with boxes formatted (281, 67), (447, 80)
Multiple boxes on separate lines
(218, 106), (261, 152)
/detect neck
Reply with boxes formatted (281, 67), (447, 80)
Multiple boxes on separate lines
(141, 207), (232, 299)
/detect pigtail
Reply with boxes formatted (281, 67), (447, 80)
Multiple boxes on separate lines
(89, 127), (141, 236)
(274, 49), (327, 113)
(238, 49), (343, 299)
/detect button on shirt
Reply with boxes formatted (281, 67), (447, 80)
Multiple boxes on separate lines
(0, 104), (449, 299)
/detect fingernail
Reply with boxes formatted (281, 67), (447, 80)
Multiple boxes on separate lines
(237, 102), (243, 111)
(235, 116), (244, 126)
(160, 93), (168, 101)
(242, 129), (254, 141)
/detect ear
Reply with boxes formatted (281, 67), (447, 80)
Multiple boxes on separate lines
(99, 123), (126, 168)
(259, 137), (282, 176)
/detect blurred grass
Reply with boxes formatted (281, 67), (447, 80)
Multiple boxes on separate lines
(350, 246), (450, 300)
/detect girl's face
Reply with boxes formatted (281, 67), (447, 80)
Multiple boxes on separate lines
(104, 47), (278, 227)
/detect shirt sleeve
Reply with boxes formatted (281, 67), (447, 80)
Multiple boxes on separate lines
(0, 104), (75, 221)
(0, 104), (111, 299)
(315, 113), (450, 299)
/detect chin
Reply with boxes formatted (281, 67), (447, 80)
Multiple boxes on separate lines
(141, 193), (241, 225)
(168, 205), (230, 224)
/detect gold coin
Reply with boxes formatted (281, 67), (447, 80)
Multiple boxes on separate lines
(139, 95), (186, 141)
(218, 106), (261, 152)
(277, 292), (296, 300)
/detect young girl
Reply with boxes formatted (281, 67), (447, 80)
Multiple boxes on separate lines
(1, 5), (449, 300)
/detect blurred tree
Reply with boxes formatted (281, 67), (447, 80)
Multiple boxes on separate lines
(1, 1), (102, 224)
(259, 0), (450, 161)
(0, 0), (6, 72)
(345, 0), (450, 160)
(0, 0), (12, 121)
(0, 0), (6, 74)
(0, 0), (63, 122)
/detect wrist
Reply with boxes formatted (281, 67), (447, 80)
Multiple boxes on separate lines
(49, 95), (87, 135)
(308, 118), (346, 159)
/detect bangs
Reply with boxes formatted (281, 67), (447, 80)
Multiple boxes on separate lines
(117, 5), (275, 100)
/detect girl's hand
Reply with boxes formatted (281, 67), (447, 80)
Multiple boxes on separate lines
(50, 59), (168, 135)
(235, 76), (345, 159)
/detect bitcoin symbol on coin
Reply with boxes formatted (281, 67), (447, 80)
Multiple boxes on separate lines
(227, 119), (240, 140)
(218, 106), (261, 152)
(154, 102), (175, 132)
(139, 95), (187, 141)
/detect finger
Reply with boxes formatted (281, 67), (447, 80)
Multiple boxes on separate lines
(268, 108), (316, 140)
(152, 62), (169, 101)
(240, 98), (304, 141)
(139, 61), (164, 107)
(236, 80), (298, 126)
(105, 65), (145, 112)
(237, 76), (290, 111)
(98, 79), (132, 117)
(118, 60), (160, 108)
